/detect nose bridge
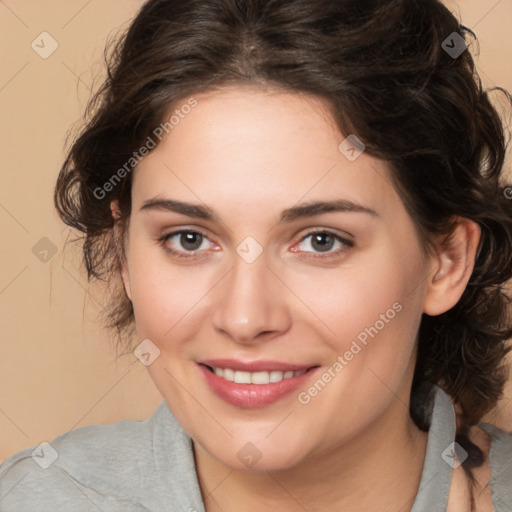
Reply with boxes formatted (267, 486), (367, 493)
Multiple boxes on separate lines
(211, 247), (290, 342)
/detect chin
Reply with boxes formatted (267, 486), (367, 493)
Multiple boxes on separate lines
(204, 437), (309, 473)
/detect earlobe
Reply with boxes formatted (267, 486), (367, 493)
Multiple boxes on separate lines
(423, 218), (481, 316)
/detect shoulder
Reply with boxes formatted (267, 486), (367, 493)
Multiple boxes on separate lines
(446, 423), (512, 512)
(0, 401), (175, 511)
(478, 422), (512, 511)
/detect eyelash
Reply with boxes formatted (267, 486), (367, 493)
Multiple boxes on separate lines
(158, 229), (354, 260)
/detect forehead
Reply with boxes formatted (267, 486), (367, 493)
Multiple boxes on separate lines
(132, 86), (402, 222)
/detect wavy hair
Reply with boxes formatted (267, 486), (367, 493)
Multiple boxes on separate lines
(54, 0), (512, 498)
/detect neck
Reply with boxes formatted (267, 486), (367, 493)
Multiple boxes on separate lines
(193, 398), (429, 512)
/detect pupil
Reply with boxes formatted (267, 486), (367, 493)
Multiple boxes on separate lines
(312, 233), (333, 252)
(181, 232), (202, 251)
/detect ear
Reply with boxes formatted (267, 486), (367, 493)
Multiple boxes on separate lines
(423, 217), (481, 316)
(110, 200), (132, 301)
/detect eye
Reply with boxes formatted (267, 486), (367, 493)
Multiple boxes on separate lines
(294, 230), (353, 258)
(159, 229), (214, 259)
(158, 228), (353, 260)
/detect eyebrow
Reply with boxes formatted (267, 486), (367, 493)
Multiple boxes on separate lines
(140, 198), (378, 223)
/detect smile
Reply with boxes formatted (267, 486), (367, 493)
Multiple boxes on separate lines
(206, 366), (308, 384)
(197, 361), (320, 408)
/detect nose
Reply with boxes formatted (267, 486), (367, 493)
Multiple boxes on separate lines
(211, 251), (292, 345)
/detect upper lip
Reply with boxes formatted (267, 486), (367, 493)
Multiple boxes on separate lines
(198, 358), (318, 372)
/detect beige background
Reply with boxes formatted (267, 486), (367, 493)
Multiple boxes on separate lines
(1, 0), (512, 462)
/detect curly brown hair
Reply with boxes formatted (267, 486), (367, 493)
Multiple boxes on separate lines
(54, 0), (512, 494)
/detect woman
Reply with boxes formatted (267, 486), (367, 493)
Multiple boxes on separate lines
(1, 0), (511, 510)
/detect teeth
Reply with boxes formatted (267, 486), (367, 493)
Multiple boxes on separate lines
(234, 370), (252, 384)
(270, 371), (283, 383)
(251, 371), (270, 384)
(211, 367), (307, 384)
(223, 368), (234, 381)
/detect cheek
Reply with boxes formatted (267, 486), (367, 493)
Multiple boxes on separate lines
(297, 241), (422, 332)
(126, 240), (216, 341)
(291, 239), (426, 382)
(287, 247), (426, 443)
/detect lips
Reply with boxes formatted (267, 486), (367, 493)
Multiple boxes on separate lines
(196, 359), (320, 408)
(198, 358), (315, 372)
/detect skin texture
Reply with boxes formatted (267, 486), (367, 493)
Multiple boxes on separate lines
(113, 85), (481, 511)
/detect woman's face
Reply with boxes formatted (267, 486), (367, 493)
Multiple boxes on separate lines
(121, 85), (433, 471)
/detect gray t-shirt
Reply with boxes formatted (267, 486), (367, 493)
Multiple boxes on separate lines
(1, 384), (511, 511)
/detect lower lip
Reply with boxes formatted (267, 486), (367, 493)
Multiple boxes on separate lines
(197, 364), (318, 408)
